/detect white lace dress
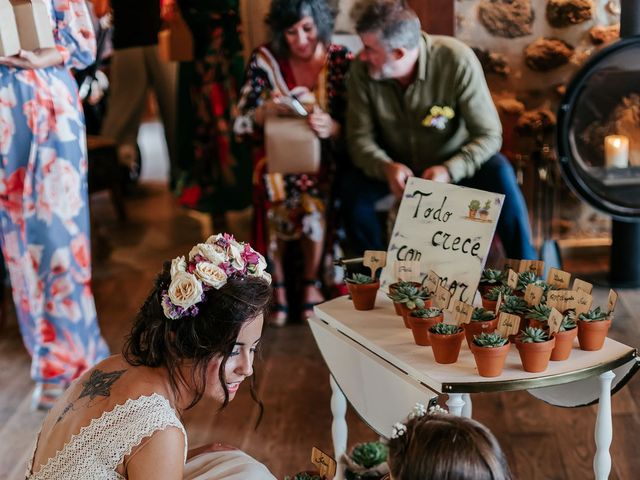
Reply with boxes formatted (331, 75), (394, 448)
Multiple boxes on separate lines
(26, 393), (187, 480)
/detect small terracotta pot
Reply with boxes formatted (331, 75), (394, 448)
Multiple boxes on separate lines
(408, 314), (442, 345)
(577, 318), (611, 351)
(347, 281), (379, 311)
(470, 342), (511, 377)
(388, 281), (422, 295)
(428, 329), (465, 364)
(550, 327), (578, 361)
(481, 297), (497, 312)
(478, 283), (496, 297)
(393, 301), (403, 316)
(399, 304), (414, 328)
(515, 337), (556, 373)
(463, 318), (499, 348)
(528, 318), (546, 330)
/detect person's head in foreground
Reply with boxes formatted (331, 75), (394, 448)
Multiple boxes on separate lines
(387, 404), (512, 480)
(350, 0), (421, 81)
(124, 233), (272, 411)
(266, 0), (337, 59)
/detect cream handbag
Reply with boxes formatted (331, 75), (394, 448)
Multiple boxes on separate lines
(264, 116), (321, 174)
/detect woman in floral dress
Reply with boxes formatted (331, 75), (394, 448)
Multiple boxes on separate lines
(234, 0), (352, 325)
(0, 0), (110, 409)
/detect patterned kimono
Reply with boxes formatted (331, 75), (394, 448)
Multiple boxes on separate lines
(235, 44), (352, 254)
(0, 0), (109, 385)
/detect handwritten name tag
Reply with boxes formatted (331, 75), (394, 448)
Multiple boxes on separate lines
(497, 312), (521, 337)
(572, 278), (593, 294)
(433, 284), (452, 310)
(547, 268), (571, 289)
(395, 260), (421, 283)
(608, 289), (618, 315)
(519, 259), (545, 277)
(453, 300), (474, 325)
(363, 250), (387, 278)
(426, 270), (440, 296)
(311, 447), (336, 479)
(524, 284), (544, 306)
(503, 258), (520, 273)
(506, 269), (518, 289)
(547, 307), (563, 335)
(546, 289), (577, 313)
(574, 290), (593, 317)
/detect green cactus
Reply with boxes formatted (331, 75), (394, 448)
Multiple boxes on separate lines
(480, 269), (504, 285)
(347, 273), (375, 285)
(410, 307), (442, 318)
(516, 271), (539, 291)
(350, 442), (388, 469)
(485, 285), (513, 300)
(559, 310), (577, 331)
(387, 284), (430, 310)
(473, 332), (508, 347)
(499, 295), (529, 315)
(429, 322), (463, 335)
(518, 327), (550, 343)
(468, 199), (481, 211)
(471, 307), (496, 322)
(578, 306), (609, 322)
(526, 304), (551, 321)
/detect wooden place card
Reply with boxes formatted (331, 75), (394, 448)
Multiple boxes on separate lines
(453, 300), (474, 325)
(518, 259), (545, 277)
(425, 270), (440, 295)
(395, 260), (421, 283)
(572, 278), (593, 294)
(495, 292), (503, 315)
(547, 307), (563, 335)
(608, 289), (618, 315)
(506, 268), (518, 289)
(503, 258), (520, 272)
(311, 447), (337, 479)
(546, 289), (577, 313)
(574, 290), (593, 317)
(433, 284), (452, 310)
(524, 284), (544, 306)
(547, 267), (571, 289)
(363, 250), (386, 279)
(497, 312), (521, 338)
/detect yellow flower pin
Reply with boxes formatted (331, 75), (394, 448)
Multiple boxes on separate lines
(422, 105), (455, 130)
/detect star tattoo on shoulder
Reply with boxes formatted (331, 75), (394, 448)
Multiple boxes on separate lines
(78, 369), (127, 401)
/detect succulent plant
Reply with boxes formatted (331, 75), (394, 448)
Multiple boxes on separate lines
(387, 284), (430, 310)
(473, 332), (508, 347)
(347, 273), (375, 285)
(559, 310), (577, 331)
(471, 307), (496, 322)
(410, 307), (442, 318)
(429, 322), (463, 335)
(516, 271), (539, 291)
(350, 442), (388, 469)
(518, 327), (550, 343)
(579, 306), (609, 322)
(469, 199), (481, 211)
(480, 269), (504, 285)
(485, 284), (513, 300)
(390, 280), (418, 290)
(526, 303), (551, 321)
(499, 295), (529, 316)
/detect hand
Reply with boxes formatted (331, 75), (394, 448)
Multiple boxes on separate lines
(308, 107), (338, 139)
(384, 162), (414, 198)
(254, 93), (294, 125)
(421, 165), (451, 183)
(0, 49), (63, 70)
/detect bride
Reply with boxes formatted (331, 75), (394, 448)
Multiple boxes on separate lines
(26, 234), (276, 479)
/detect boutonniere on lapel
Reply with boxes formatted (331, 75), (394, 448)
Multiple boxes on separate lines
(422, 105), (455, 130)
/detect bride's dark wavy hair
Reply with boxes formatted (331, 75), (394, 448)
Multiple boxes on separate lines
(123, 262), (272, 419)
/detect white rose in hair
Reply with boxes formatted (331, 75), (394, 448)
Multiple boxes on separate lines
(189, 243), (226, 264)
(194, 262), (228, 289)
(170, 256), (187, 278)
(205, 234), (223, 245)
(168, 272), (203, 309)
(228, 242), (245, 270)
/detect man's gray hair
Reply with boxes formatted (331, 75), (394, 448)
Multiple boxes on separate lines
(350, 0), (421, 51)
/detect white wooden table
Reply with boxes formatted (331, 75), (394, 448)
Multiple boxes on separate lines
(309, 294), (639, 480)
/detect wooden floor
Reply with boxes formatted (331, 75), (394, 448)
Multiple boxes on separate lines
(1, 184), (639, 480)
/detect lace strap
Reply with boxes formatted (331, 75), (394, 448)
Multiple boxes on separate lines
(31, 393), (187, 479)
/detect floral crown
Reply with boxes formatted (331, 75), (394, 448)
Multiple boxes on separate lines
(391, 402), (449, 439)
(161, 233), (271, 320)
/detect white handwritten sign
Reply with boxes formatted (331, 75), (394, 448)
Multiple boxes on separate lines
(381, 178), (504, 304)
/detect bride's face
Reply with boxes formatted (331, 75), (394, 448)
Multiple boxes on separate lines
(205, 314), (264, 402)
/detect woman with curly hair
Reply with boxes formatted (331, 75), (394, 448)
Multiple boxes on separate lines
(235, 0), (353, 326)
(25, 234), (276, 479)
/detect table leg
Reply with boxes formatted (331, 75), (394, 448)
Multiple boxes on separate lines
(330, 375), (348, 480)
(462, 393), (472, 418)
(594, 370), (615, 480)
(446, 393), (465, 416)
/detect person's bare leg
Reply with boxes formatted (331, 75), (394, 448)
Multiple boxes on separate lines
(300, 236), (325, 319)
(269, 240), (288, 326)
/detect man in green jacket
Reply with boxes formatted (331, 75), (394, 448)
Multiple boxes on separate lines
(342, 0), (536, 260)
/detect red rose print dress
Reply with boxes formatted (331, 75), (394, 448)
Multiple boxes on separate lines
(0, 0), (109, 386)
